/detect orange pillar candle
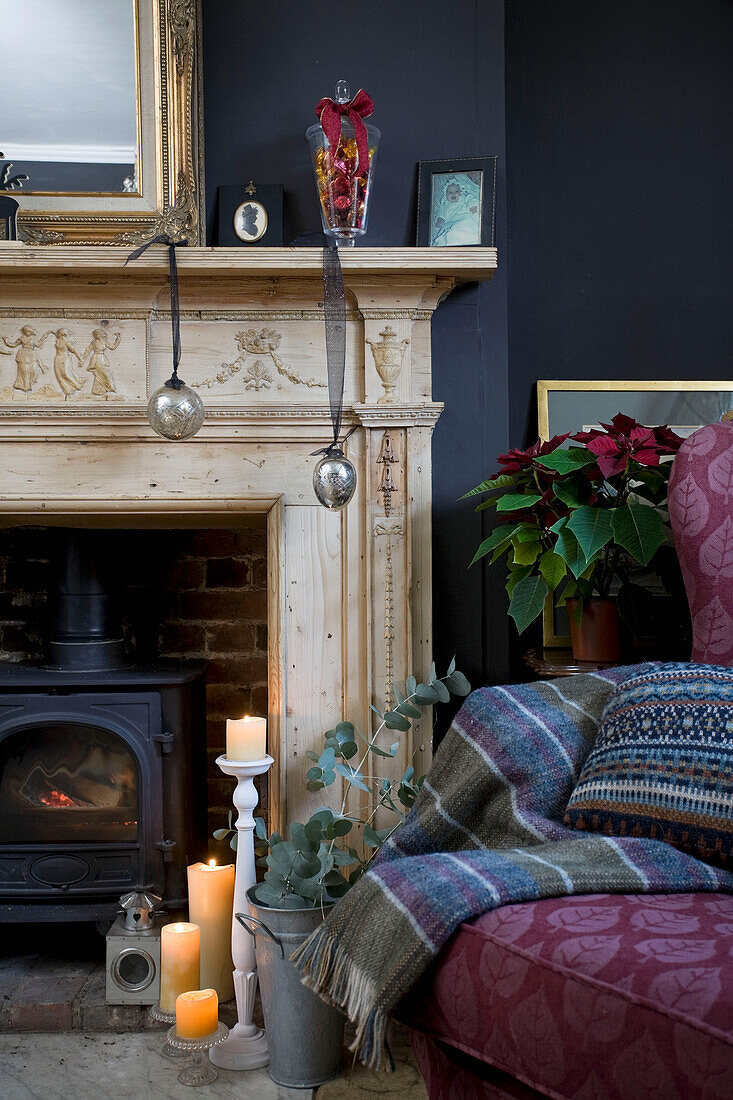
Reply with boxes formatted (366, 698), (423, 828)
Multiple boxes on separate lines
(187, 860), (236, 1002)
(226, 715), (267, 761)
(176, 988), (219, 1039)
(160, 921), (201, 1013)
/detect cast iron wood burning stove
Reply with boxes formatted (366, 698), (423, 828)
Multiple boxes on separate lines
(0, 530), (206, 923)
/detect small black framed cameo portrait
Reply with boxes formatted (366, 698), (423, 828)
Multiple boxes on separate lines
(234, 199), (268, 242)
(217, 183), (284, 246)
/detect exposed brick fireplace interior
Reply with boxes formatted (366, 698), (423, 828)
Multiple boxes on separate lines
(0, 521), (269, 854)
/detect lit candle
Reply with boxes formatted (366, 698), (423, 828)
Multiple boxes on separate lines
(176, 988), (219, 1039)
(160, 921), (201, 1013)
(187, 860), (236, 1002)
(226, 715), (267, 761)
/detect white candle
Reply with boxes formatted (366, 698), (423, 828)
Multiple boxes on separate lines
(226, 715), (267, 761)
(187, 860), (235, 1002)
(160, 921), (200, 1013)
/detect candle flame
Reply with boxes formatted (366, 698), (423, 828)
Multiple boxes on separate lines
(208, 858), (216, 867)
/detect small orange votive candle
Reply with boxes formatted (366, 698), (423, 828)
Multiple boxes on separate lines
(176, 988), (219, 1039)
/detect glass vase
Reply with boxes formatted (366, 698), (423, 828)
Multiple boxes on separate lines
(306, 94), (379, 246)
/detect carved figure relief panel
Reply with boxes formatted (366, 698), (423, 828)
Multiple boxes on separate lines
(0, 318), (147, 404)
(148, 319), (363, 405)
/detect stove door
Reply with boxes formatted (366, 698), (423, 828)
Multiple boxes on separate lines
(0, 693), (165, 900)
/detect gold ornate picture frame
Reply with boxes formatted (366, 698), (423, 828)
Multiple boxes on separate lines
(14, 0), (204, 246)
(538, 379), (733, 645)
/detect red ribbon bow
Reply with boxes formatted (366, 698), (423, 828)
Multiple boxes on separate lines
(315, 88), (374, 179)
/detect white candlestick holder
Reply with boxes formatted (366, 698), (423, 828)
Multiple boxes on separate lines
(208, 753), (273, 1071)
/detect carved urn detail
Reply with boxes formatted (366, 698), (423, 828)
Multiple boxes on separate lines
(366, 326), (409, 404)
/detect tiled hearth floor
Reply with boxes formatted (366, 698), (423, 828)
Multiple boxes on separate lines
(0, 926), (427, 1099)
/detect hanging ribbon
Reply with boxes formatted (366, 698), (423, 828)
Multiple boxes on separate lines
(315, 88), (374, 178)
(291, 232), (355, 459)
(125, 234), (186, 389)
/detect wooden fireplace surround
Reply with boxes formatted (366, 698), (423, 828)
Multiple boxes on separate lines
(0, 245), (497, 831)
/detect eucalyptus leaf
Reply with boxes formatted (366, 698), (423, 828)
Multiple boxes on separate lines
(334, 762), (370, 792)
(384, 710), (411, 732)
(414, 683), (439, 705)
(445, 670), (471, 695)
(431, 678), (451, 704)
(395, 700), (422, 719)
(405, 675), (417, 695)
(447, 655), (456, 677)
(213, 829), (229, 841)
(332, 847), (358, 866)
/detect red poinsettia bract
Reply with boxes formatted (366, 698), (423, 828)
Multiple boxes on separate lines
(572, 414), (683, 479)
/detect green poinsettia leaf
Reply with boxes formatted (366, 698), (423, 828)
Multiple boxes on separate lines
(461, 473), (517, 499)
(535, 447), (596, 474)
(553, 474), (592, 508)
(469, 524), (520, 566)
(611, 502), (666, 566)
(567, 506), (613, 560)
(554, 526), (590, 579)
(538, 549), (566, 591)
(496, 492), (542, 513)
(508, 574), (548, 634)
(506, 564), (531, 597)
(512, 539), (541, 567)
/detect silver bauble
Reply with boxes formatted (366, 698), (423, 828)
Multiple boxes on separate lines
(313, 449), (357, 510)
(147, 381), (205, 440)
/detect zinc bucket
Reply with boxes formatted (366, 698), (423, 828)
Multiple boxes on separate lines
(238, 885), (345, 1089)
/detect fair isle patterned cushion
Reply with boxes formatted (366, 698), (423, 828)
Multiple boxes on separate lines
(564, 663), (733, 867)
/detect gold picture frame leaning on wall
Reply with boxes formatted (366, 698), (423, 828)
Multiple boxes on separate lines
(537, 379), (733, 646)
(10, 0), (204, 246)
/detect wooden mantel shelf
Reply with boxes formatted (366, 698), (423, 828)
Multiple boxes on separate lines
(0, 244), (497, 283)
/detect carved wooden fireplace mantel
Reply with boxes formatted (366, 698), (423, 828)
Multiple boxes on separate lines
(0, 244), (497, 830)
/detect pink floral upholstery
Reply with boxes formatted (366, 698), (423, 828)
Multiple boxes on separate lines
(668, 424), (733, 663)
(403, 893), (733, 1099)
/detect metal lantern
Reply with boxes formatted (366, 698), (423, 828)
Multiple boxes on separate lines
(147, 378), (205, 440)
(119, 888), (161, 931)
(313, 448), (357, 510)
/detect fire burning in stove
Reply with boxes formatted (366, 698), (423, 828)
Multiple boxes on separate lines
(38, 788), (78, 808)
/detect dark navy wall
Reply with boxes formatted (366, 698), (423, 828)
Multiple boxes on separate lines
(201, 0), (511, 696)
(202, 1), (732, 698)
(505, 0), (733, 445)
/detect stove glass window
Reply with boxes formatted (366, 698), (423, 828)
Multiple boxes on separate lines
(0, 724), (138, 844)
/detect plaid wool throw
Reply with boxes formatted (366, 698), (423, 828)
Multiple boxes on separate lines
(293, 667), (733, 1069)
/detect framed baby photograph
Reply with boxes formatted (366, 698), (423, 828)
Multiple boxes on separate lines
(416, 157), (497, 247)
(216, 183), (284, 246)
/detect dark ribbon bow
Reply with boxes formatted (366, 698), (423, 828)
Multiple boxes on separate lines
(315, 88), (374, 178)
(125, 234), (186, 389)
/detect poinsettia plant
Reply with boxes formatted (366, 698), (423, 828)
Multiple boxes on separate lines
(464, 414), (684, 634)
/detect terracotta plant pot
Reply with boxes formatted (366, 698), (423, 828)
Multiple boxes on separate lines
(566, 598), (622, 663)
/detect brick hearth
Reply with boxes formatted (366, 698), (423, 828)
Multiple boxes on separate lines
(0, 524), (269, 842)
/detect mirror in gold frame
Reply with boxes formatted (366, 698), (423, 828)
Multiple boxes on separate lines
(4, 0), (203, 245)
